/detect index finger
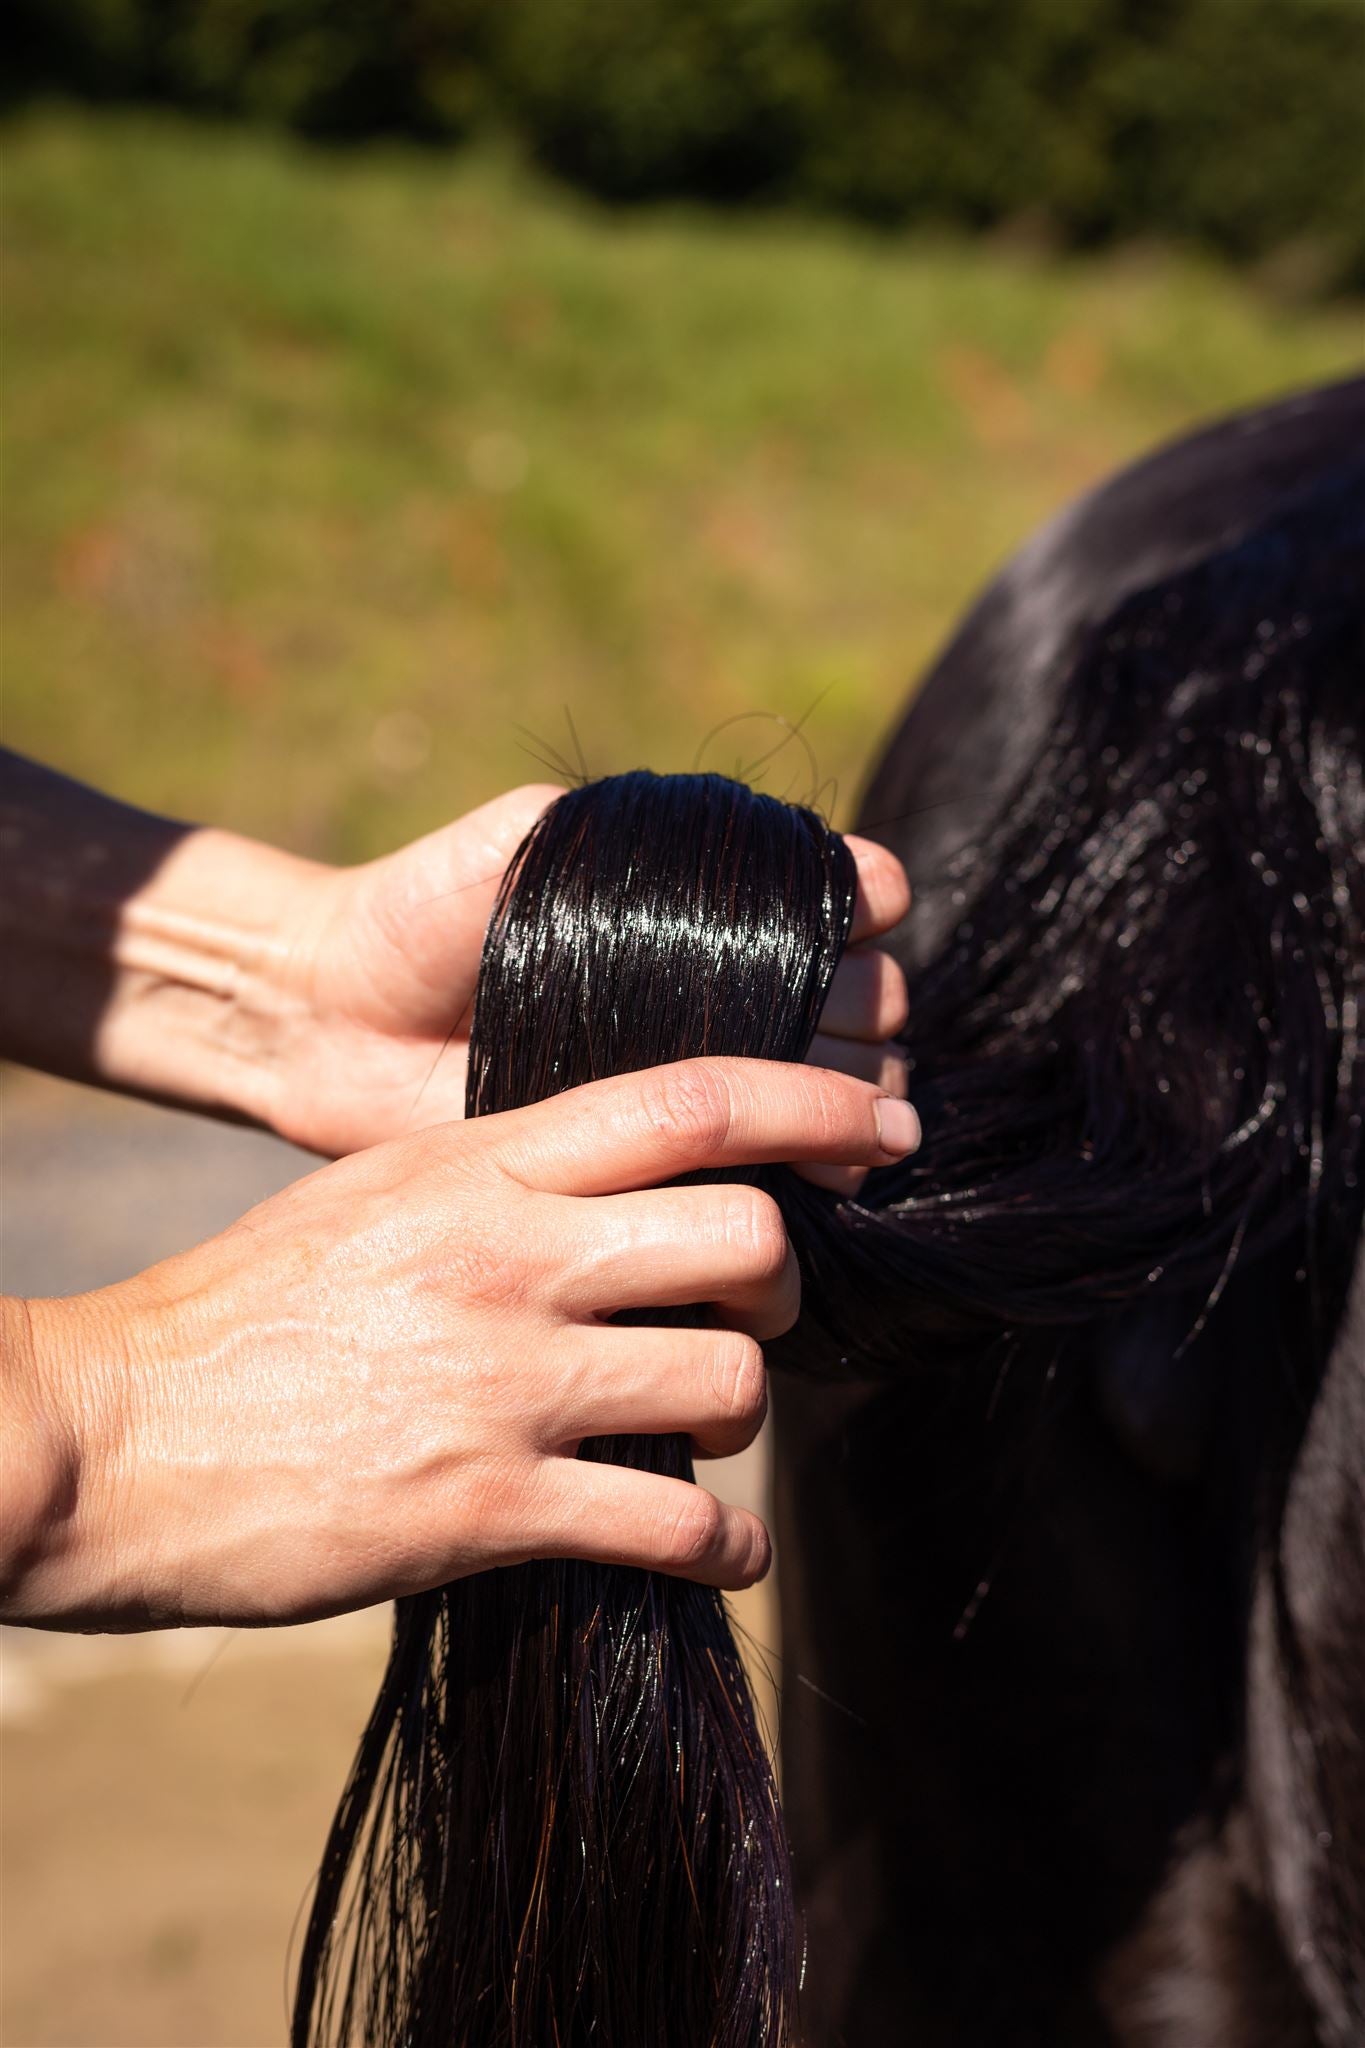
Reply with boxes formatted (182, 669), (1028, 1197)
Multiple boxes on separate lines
(845, 835), (911, 945)
(481, 1056), (920, 1197)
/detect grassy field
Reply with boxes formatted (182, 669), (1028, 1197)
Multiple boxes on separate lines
(1, 119), (1361, 2046)
(3, 110), (1361, 863)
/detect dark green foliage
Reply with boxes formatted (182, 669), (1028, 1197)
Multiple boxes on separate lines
(494, 0), (832, 202)
(798, 0), (1365, 281)
(8, 0), (1364, 280)
(7, 0), (494, 137)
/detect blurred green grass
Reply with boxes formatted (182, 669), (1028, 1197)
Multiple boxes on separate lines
(3, 110), (1360, 861)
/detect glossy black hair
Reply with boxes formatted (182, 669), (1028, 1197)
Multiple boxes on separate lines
(783, 378), (1365, 2046)
(296, 383), (1365, 2045)
(799, 456), (1364, 1372)
(294, 772), (856, 2048)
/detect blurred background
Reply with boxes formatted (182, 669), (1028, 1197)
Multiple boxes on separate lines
(2, 2), (1361, 2041)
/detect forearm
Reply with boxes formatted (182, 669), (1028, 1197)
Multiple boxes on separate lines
(1, 1281), (161, 1628)
(0, 751), (320, 1127)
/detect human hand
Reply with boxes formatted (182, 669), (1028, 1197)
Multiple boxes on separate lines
(5, 1058), (921, 1630)
(250, 789), (911, 1161)
(0, 756), (909, 1176)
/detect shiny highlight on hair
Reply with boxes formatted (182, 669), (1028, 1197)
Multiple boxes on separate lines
(295, 411), (1365, 2046)
(293, 771), (857, 2048)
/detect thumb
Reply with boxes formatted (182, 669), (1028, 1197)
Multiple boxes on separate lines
(384, 782), (565, 949)
(352, 784), (566, 1031)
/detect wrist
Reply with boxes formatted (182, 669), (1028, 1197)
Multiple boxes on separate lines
(0, 1298), (64, 1611)
(1, 1279), (192, 1629)
(0, 755), (332, 1134)
(92, 824), (330, 1133)
(1, 1291), (118, 1622)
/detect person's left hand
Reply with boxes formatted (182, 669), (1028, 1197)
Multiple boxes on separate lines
(255, 786), (911, 1162)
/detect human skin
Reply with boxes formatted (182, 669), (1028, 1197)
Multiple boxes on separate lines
(0, 754), (911, 1162)
(0, 755), (914, 1629)
(2, 1059), (920, 1630)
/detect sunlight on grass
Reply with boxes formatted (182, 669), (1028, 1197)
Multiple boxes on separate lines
(4, 112), (1359, 858)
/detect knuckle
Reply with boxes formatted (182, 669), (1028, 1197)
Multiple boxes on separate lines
(743, 1517), (773, 1584)
(443, 1219), (529, 1308)
(725, 1189), (789, 1280)
(710, 1333), (767, 1429)
(412, 1117), (499, 1192)
(801, 1063), (857, 1150)
(641, 1060), (734, 1159)
(403, 1120), (454, 1179)
(658, 1488), (725, 1573)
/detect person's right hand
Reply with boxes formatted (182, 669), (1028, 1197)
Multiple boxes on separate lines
(5, 1057), (920, 1633)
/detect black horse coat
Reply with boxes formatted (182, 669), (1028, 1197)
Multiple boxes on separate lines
(773, 380), (1365, 2047)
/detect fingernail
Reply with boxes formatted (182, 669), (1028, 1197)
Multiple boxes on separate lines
(879, 1051), (909, 1097)
(875, 1094), (921, 1157)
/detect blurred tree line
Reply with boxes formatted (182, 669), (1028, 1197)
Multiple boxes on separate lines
(9, 0), (1364, 286)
